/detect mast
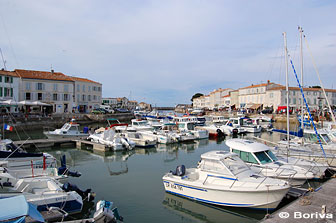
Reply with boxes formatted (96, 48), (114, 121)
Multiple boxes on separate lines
(299, 26), (304, 131)
(283, 32), (290, 157)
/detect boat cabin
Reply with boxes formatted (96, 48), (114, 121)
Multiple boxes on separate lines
(226, 139), (278, 165)
(60, 122), (81, 134)
(303, 129), (332, 145)
(211, 116), (227, 123)
(198, 151), (251, 177)
(177, 122), (195, 131)
(228, 118), (244, 128)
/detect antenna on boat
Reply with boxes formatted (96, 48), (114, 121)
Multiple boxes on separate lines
(0, 48), (7, 70)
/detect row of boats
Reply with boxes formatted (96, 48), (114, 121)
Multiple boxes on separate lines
(0, 138), (123, 222)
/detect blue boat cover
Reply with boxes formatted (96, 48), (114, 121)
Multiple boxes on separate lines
(0, 195), (44, 222)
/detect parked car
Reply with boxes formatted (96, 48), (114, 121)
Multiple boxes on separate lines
(91, 108), (108, 114)
(261, 108), (273, 114)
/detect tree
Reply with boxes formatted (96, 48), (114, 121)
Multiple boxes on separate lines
(191, 93), (204, 102)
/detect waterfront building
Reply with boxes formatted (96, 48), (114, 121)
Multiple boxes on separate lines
(138, 102), (151, 110)
(238, 80), (280, 110)
(229, 90), (239, 108)
(71, 76), (102, 113)
(0, 69), (20, 113)
(102, 97), (118, 108)
(102, 97), (138, 110)
(15, 69), (75, 114)
(265, 85), (336, 111)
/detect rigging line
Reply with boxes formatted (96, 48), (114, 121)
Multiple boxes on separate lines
(288, 56), (327, 160)
(0, 10), (19, 68)
(303, 35), (336, 123)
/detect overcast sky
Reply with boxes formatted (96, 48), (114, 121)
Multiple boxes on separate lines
(0, 0), (335, 106)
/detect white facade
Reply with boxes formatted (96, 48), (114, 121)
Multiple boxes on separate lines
(0, 70), (20, 113)
(19, 78), (74, 113)
(73, 78), (102, 113)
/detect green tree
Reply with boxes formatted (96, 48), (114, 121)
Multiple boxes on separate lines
(191, 93), (204, 102)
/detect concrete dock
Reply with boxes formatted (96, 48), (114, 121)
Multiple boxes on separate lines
(261, 178), (336, 223)
(14, 138), (76, 149)
(75, 139), (110, 152)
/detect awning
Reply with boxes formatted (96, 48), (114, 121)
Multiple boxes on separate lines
(19, 100), (35, 106)
(31, 101), (52, 106)
(249, 104), (262, 110)
(0, 99), (20, 106)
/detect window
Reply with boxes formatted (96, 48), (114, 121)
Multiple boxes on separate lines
(82, 85), (85, 92)
(98, 87), (101, 91)
(64, 94), (69, 101)
(307, 92), (310, 95)
(0, 76), (2, 82)
(4, 87), (12, 97)
(293, 98), (296, 104)
(5, 76), (13, 83)
(77, 94), (80, 102)
(254, 151), (273, 164)
(25, 92), (31, 100)
(270, 93), (274, 98)
(0, 87), (2, 97)
(77, 84), (80, 92)
(64, 84), (69, 92)
(88, 95), (91, 101)
(26, 82), (31, 90)
(313, 92), (317, 96)
(53, 93), (58, 101)
(94, 95), (97, 100)
(38, 93), (43, 100)
(82, 94), (86, 101)
(53, 83), (58, 91)
(265, 150), (278, 161)
(292, 91), (296, 96)
(36, 83), (43, 91)
(88, 86), (91, 92)
(314, 98), (316, 105)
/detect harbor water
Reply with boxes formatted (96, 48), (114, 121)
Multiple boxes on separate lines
(7, 122), (322, 223)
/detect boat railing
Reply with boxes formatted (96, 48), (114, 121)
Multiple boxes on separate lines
(255, 177), (267, 189)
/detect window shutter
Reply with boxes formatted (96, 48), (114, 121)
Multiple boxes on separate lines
(42, 83), (45, 91)
(10, 88), (13, 97)
(0, 87), (2, 97)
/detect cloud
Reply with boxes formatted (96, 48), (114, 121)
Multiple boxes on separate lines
(0, 0), (335, 106)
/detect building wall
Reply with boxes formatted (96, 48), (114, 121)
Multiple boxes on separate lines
(0, 74), (20, 112)
(19, 78), (74, 113)
(74, 81), (102, 113)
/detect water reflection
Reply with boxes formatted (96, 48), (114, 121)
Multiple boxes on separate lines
(163, 192), (264, 223)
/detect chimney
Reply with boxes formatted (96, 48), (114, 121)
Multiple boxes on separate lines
(51, 69), (54, 74)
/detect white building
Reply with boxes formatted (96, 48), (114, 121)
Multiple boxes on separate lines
(15, 69), (75, 114)
(71, 76), (102, 113)
(238, 81), (279, 109)
(102, 98), (118, 108)
(266, 86), (336, 111)
(0, 69), (20, 112)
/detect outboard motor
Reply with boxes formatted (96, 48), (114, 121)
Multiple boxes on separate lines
(232, 128), (238, 136)
(216, 129), (224, 138)
(58, 155), (82, 177)
(62, 182), (95, 202)
(171, 165), (186, 176)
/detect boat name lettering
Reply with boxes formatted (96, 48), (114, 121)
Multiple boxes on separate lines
(165, 182), (183, 191)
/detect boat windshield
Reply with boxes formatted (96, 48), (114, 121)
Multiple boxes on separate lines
(254, 151), (273, 164)
(265, 150), (278, 161)
(187, 123), (194, 130)
(320, 134), (330, 144)
(221, 156), (249, 175)
(62, 123), (70, 130)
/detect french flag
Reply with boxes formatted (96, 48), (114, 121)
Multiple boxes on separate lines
(4, 124), (13, 131)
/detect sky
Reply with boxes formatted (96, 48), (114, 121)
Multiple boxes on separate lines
(0, 0), (335, 106)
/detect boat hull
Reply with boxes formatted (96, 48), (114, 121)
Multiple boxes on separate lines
(162, 179), (288, 210)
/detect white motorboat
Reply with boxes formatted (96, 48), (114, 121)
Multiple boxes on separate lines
(122, 131), (157, 148)
(88, 128), (135, 150)
(161, 123), (195, 142)
(130, 119), (154, 131)
(0, 139), (57, 169)
(242, 118), (262, 133)
(143, 130), (178, 144)
(226, 139), (316, 186)
(0, 176), (83, 214)
(43, 119), (89, 139)
(177, 122), (209, 139)
(0, 161), (68, 183)
(227, 118), (248, 134)
(163, 151), (290, 210)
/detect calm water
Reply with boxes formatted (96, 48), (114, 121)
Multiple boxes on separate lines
(44, 133), (281, 223)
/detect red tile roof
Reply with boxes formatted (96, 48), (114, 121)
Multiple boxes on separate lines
(0, 70), (19, 77)
(14, 69), (73, 82)
(69, 76), (101, 85)
(269, 85), (336, 92)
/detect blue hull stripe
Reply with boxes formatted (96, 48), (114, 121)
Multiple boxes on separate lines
(164, 181), (207, 192)
(166, 190), (253, 206)
(207, 174), (237, 181)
